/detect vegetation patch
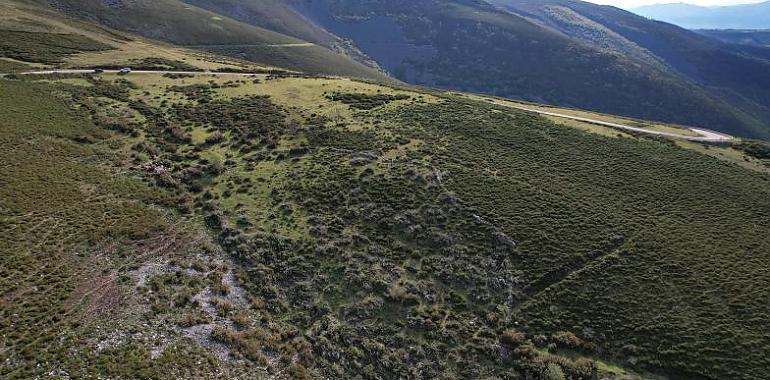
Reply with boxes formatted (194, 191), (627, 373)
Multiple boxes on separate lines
(327, 92), (410, 110)
(0, 29), (112, 64)
(4, 72), (768, 380)
(734, 139), (770, 161)
(91, 57), (203, 72)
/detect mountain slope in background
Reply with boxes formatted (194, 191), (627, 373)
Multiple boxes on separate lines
(633, 1), (770, 29)
(31, 0), (386, 80)
(698, 29), (770, 47)
(21, 0), (770, 139)
(177, 0), (382, 71)
(273, 0), (770, 139)
(0, 0), (277, 72)
(488, 0), (770, 139)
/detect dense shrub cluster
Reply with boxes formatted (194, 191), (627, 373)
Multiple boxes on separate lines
(384, 99), (770, 379)
(0, 29), (111, 64)
(170, 94), (287, 148)
(734, 139), (770, 161)
(327, 92), (410, 110)
(90, 57), (203, 72)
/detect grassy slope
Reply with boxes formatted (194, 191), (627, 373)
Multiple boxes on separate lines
(32, 0), (387, 80)
(0, 78), (267, 379)
(0, 0), (271, 71)
(401, 100), (770, 379)
(1, 7), (768, 378)
(3, 71), (764, 379)
(698, 29), (770, 47)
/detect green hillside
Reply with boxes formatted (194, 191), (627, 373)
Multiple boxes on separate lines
(178, 0), (382, 70)
(2, 4), (770, 380)
(180, 0), (339, 45)
(0, 0), (284, 72)
(2, 66), (769, 379)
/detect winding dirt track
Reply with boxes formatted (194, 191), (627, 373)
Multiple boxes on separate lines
(5, 69), (734, 142)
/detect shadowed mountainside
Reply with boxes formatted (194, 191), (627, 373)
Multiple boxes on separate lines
(281, 0), (770, 139)
(28, 0), (387, 80)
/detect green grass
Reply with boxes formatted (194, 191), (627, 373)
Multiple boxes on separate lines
(5, 72), (769, 380)
(0, 78), (262, 379)
(23, 0), (388, 80)
(387, 99), (770, 379)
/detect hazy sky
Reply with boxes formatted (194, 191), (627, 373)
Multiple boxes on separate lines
(586, 0), (767, 9)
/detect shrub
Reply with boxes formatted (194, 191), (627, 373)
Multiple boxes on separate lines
(542, 363), (566, 380)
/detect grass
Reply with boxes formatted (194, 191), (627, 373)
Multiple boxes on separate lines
(0, 78), (260, 378)
(543, 115), (632, 138)
(9, 0), (387, 80)
(459, 92), (770, 173)
(5, 71), (769, 380)
(677, 140), (770, 174)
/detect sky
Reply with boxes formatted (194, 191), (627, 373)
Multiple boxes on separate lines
(585, 0), (768, 9)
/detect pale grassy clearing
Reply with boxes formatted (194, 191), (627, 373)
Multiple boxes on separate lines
(68, 40), (259, 71)
(544, 115), (632, 138)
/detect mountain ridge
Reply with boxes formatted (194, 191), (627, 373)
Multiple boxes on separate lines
(633, 1), (770, 29)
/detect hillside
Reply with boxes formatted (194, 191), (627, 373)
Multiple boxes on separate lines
(698, 29), (770, 47)
(0, 0), (290, 74)
(176, 0), (382, 71)
(489, 0), (770, 140)
(3, 4), (770, 380)
(3, 68), (770, 380)
(280, 0), (770, 139)
(633, 1), (770, 29)
(26, 0), (387, 80)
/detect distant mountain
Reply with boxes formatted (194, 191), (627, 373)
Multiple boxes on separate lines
(698, 29), (770, 47)
(633, 1), (770, 29)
